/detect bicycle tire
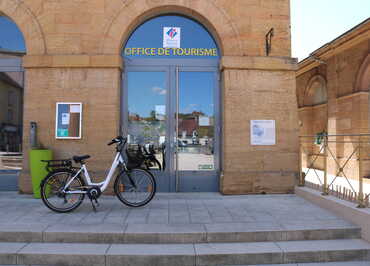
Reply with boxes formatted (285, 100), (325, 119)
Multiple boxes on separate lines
(114, 168), (156, 207)
(40, 169), (86, 213)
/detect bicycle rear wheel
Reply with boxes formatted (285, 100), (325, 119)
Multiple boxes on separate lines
(40, 169), (85, 213)
(114, 168), (156, 207)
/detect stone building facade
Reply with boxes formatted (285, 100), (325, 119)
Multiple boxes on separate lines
(0, 0), (298, 194)
(296, 18), (370, 180)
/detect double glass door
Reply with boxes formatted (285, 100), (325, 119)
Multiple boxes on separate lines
(123, 60), (220, 192)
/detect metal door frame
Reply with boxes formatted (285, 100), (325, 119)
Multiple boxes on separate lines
(122, 58), (220, 192)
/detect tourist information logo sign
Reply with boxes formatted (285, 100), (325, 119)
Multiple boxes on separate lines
(163, 27), (181, 48)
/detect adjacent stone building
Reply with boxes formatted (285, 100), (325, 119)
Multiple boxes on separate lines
(296, 18), (370, 180)
(0, 0), (299, 194)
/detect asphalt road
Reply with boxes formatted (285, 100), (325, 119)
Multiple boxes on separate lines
(0, 170), (19, 191)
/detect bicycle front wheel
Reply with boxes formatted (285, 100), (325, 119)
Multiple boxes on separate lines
(114, 168), (156, 207)
(40, 169), (85, 213)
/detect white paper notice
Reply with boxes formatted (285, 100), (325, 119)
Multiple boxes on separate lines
(70, 104), (81, 113)
(199, 116), (210, 126)
(163, 27), (181, 48)
(250, 120), (276, 145)
(155, 105), (166, 120)
(61, 113), (70, 125)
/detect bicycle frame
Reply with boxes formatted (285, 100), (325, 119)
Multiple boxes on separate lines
(62, 152), (124, 194)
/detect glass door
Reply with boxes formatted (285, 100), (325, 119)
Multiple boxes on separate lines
(123, 68), (171, 191)
(173, 67), (220, 192)
(123, 60), (220, 192)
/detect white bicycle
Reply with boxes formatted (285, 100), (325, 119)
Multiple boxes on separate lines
(40, 136), (156, 213)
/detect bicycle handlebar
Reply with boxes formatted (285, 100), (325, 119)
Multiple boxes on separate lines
(107, 136), (127, 146)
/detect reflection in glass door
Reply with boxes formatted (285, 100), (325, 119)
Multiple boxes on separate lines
(125, 71), (169, 191)
(174, 69), (219, 192)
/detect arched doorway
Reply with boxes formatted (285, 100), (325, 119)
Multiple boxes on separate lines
(122, 15), (220, 192)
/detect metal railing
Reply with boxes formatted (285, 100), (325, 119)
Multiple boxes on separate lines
(299, 134), (370, 208)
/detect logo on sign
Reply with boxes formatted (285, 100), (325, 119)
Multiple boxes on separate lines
(166, 28), (178, 39)
(163, 27), (181, 48)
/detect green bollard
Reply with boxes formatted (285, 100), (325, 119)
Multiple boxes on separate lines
(29, 149), (52, 198)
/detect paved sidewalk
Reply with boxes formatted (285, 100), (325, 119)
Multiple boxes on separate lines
(0, 192), (355, 228)
(0, 171), (19, 191)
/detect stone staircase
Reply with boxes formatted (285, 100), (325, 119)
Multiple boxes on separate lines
(0, 222), (369, 265)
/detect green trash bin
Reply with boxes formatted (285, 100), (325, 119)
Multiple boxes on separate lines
(29, 149), (52, 199)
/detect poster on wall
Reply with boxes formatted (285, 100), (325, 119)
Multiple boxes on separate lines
(163, 27), (181, 48)
(250, 120), (276, 145)
(56, 102), (82, 139)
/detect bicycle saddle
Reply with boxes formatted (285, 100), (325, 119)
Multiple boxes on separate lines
(72, 155), (91, 163)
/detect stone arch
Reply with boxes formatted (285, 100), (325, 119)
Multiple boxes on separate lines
(0, 0), (45, 55)
(355, 54), (370, 92)
(101, 0), (242, 56)
(303, 74), (327, 106)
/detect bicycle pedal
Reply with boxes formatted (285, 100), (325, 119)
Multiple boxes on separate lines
(94, 198), (100, 207)
(90, 199), (97, 212)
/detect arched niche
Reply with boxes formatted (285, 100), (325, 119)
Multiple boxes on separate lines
(304, 75), (328, 107)
(355, 54), (370, 92)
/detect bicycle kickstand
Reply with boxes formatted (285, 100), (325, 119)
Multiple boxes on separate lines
(89, 198), (100, 212)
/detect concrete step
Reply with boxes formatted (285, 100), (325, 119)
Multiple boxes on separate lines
(0, 223), (361, 244)
(1, 262), (370, 266)
(0, 239), (369, 266)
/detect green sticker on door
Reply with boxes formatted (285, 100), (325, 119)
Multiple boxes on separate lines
(198, 164), (213, 170)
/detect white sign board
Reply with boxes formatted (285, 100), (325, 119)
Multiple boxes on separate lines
(70, 104), (81, 113)
(250, 120), (276, 145)
(163, 27), (181, 48)
(155, 105), (166, 120)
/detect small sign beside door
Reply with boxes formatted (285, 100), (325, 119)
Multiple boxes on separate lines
(250, 120), (276, 145)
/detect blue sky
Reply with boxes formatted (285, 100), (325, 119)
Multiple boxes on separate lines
(291, 0), (370, 61)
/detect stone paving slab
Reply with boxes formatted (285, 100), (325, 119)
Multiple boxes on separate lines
(276, 239), (370, 263)
(195, 242), (283, 265)
(0, 242), (27, 264)
(124, 223), (206, 243)
(0, 224), (48, 242)
(106, 243), (195, 266)
(229, 262), (370, 266)
(17, 243), (110, 266)
(43, 223), (126, 243)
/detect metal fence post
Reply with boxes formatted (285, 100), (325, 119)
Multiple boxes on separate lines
(298, 138), (304, 186)
(357, 136), (365, 208)
(322, 135), (329, 195)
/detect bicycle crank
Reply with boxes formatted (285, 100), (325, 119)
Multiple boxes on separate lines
(87, 186), (101, 212)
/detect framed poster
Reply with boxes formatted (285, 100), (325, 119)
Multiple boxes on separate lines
(250, 120), (276, 145)
(55, 102), (82, 139)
